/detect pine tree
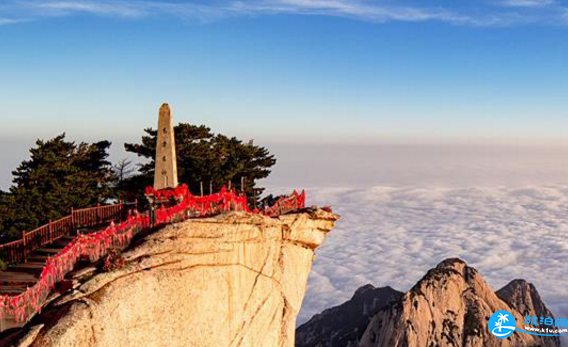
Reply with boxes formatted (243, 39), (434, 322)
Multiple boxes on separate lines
(0, 135), (114, 241)
(124, 123), (276, 205)
(0, 191), (15, 241)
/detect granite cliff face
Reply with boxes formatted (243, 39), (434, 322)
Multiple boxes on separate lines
(295, 285), (403, 347)
(4, 209), (338, 347)
(359, 258), (560, 347)
(298, 258), (560, 347)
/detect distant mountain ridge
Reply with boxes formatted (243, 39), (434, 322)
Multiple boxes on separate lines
(296, 285), (403, 347)
(297, 258), (561, 347)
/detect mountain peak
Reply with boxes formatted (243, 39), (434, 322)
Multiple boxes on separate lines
(438, 257), (467, 267)
(359, 259), (560, 347)
(353, 284), (376, 297)
(296, 285), (403, 347)
(497, 279), (553, 318)
(296, 258), (561, 347)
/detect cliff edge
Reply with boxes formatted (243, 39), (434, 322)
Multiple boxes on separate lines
(6, 209), (338, 347)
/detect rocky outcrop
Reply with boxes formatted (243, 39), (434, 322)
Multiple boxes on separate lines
(296, 285), (403, 347)
(359, 258), (560, 347)
(497, 279), (555, 319)
(4, 210), (338, 347)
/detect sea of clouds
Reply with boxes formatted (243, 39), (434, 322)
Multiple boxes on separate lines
(292, 185), (568, 344)
(262, 143), (568, 338)
(4, 141), (568, 343)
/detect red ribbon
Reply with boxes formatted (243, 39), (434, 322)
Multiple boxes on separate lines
(0, 186), (305, 323)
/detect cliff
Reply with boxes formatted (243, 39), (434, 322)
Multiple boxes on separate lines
(296, 285), (403, 347)
(4, 209), (339, 347)
(359, 258), (560, 347)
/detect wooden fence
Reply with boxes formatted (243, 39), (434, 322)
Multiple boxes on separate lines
(0, 201), (137, 265)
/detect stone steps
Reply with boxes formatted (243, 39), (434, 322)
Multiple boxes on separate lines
(0, 235), (71, 295)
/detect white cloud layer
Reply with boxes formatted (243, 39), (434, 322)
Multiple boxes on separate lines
(294, 185), (568, 345)
(0, 0), (567, 26)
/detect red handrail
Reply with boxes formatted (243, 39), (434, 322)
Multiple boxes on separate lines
(0, 186), (306, 326)
(0, 201), (134, 265)
(263, 190), (306, 217)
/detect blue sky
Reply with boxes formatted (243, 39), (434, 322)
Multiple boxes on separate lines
(1, 0), (568, 146)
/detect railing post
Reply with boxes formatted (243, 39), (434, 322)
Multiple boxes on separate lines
(209, 181), (213, 195)
(200, 181), (204, 197)
(49, 220), (53, 244)
(119, 199), (123, 222)
(22, 230), (27, 263)
(71, 207), (75, 231)
(97, 203), (101, 225)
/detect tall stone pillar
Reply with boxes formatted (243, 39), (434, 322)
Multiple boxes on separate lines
(154, 103), (178, 190)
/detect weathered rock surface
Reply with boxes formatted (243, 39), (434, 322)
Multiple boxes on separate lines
(359, 258), (560, 347)
(497, 279), (555, 319)
(5, 210), (338, 347)
(295, 285), (403, 347)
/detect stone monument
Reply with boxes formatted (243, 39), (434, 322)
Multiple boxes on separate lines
(154, 103), (178, 190)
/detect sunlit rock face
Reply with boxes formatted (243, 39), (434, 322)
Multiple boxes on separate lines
(7, 210), (338, 347)
(359, 258), (560, 347)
